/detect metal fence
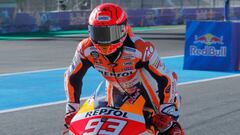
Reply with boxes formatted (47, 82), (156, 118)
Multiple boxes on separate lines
(10, 0), (240, 13)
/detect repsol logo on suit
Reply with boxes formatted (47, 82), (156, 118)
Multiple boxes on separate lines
(98, 70), (133, 77)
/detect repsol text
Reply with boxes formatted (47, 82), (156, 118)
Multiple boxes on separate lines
(85, 108), (128, 118)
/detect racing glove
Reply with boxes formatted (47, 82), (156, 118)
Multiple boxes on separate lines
(64, 102), (80, 128)
(151, 113), (173, 133)
(151, 113), (184, 135)
(167, 122), (185, 135)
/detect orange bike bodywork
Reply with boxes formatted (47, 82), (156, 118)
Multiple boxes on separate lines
(69, 93), (157, 135)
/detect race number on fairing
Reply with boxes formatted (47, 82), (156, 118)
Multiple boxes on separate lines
(83, 118), (127, 135)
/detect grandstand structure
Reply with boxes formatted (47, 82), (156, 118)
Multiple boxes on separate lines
(0, 0), (239, 13)
(0, 0), (240, 34)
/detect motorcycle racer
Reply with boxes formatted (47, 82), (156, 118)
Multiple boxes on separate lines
(64, 3), (184, 135)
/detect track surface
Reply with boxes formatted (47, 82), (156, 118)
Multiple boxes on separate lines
(1, 27), (240, 135)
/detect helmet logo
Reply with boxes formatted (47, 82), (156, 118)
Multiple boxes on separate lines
(97, 16), (111, 21)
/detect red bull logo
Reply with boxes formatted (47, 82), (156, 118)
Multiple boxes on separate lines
(190, 46), (227, 57)
(190, 33), (227, 57)
(194, 33), (223, 45)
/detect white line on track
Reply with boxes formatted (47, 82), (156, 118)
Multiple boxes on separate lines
(0, 100), (66, 114)
(0, 97), (89, 114)
(162, 55), (183, 59)
(0, 54), (239, 114)
(0, 67), (67, 77)
(178, 74), (240, 86)
(2, 73), (240, 114)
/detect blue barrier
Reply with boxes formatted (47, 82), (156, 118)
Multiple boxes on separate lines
(184, 20), (240, 71)
(1, 7), (240, 34)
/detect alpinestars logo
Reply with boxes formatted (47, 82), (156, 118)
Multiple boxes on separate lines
(190, 33), (227, 57)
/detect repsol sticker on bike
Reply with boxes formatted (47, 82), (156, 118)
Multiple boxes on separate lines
(85, 108), (128, 118)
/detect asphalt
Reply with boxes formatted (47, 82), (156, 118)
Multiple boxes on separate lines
(0, 37), (184, 74)
(180, 77), (240, 135)
(1, 26), (240, 135)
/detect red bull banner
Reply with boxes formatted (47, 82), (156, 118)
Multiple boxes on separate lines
(184, 20), (240, 71)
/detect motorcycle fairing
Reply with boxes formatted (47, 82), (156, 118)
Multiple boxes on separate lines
(70, 94), (155, 134)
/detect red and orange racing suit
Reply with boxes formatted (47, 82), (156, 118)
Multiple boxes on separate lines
(64, 35), (181, 127)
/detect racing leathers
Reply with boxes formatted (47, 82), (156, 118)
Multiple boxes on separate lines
(64, 35), (183, 134)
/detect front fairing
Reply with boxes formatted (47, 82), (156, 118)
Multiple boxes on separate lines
(69, 82), (154, 135)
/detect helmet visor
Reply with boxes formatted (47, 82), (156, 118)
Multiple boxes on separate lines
(88, 25), (126, 45)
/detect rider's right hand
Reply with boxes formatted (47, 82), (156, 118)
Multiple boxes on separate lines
(151, 113), (173, 132)
(151, 113), (184, 135)
(64, 103), (80, 128)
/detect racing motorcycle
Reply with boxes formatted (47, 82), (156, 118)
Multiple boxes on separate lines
(68, 81), (158, 135)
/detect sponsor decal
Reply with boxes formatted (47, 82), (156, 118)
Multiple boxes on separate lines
(124, 47), (136, 52)
(122, 55), (134, 60)
(190, 46), (226, 57)
(191, 33), (227, 57)
(144, 46), (154, 60)
(94, 65), (106, 70)
(123, 61), (133, 66)
(90, 51), (99, 59)
(85, 108), (128, 118)
(153, 57), (163, 69)
(98, 70), (133, 77)
(83, 118), (127, 135)
(123, 67), (134, 71)
(97, 16), (111, 21)
(194, 33), (223, 45)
